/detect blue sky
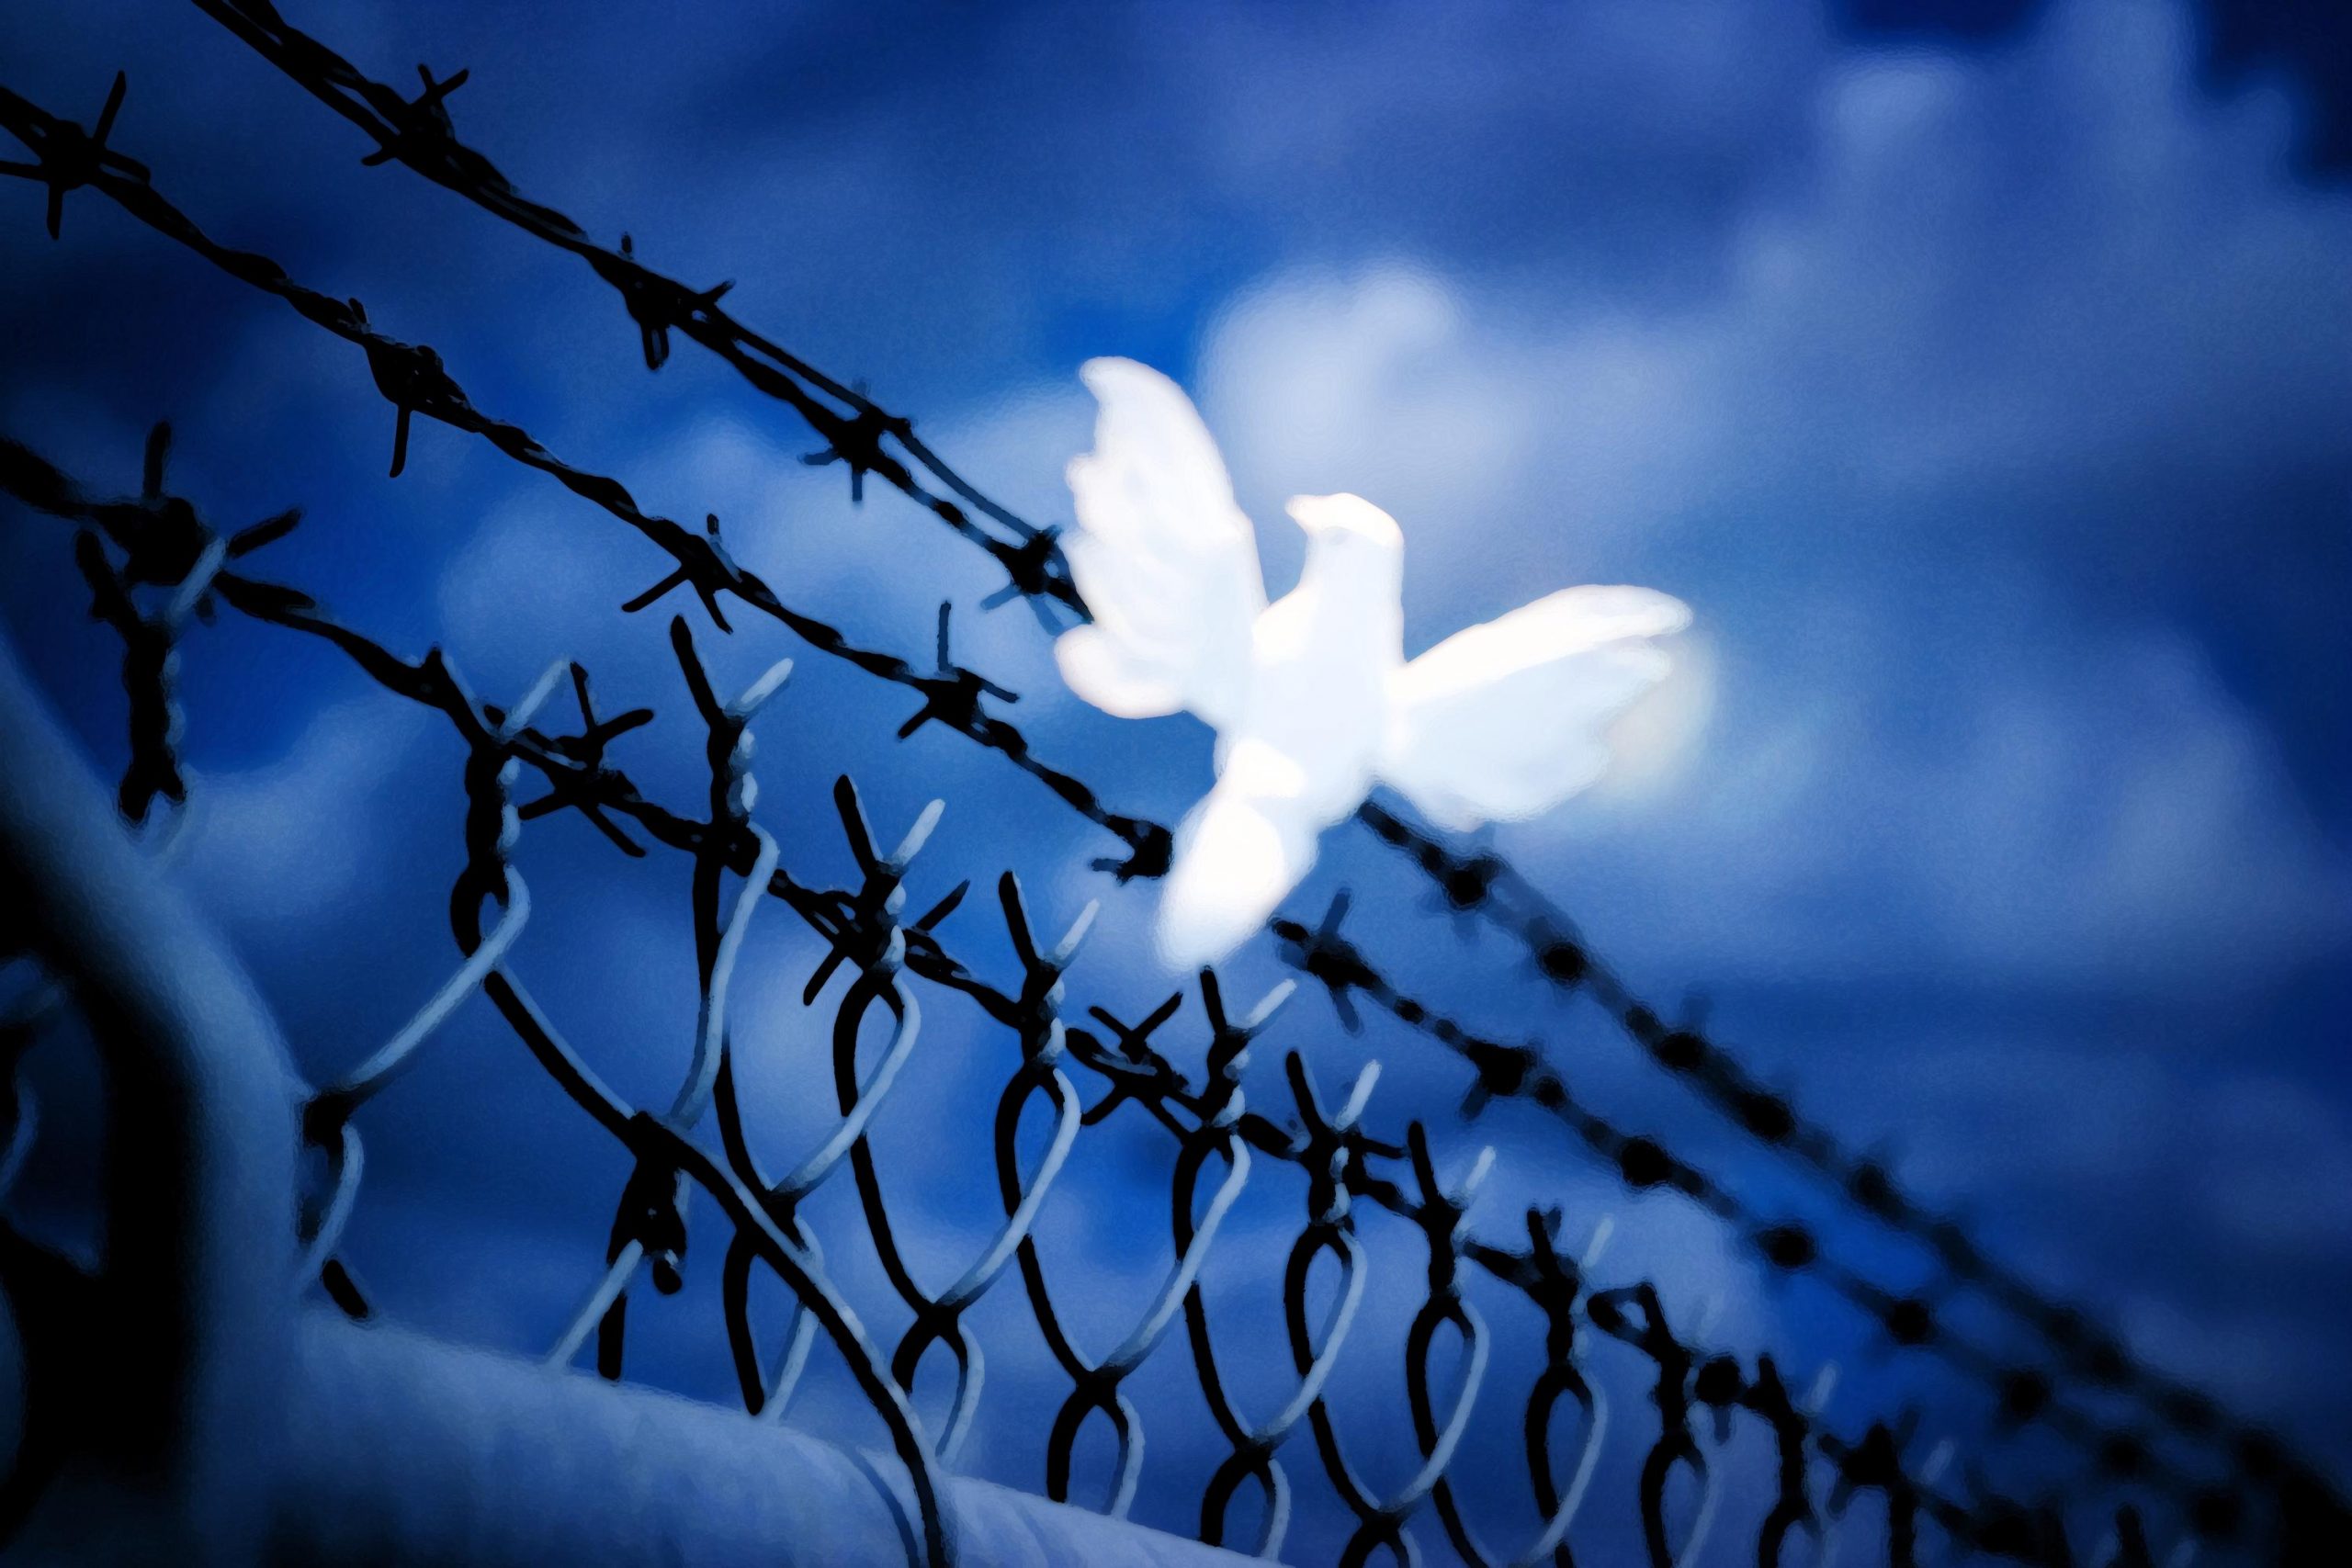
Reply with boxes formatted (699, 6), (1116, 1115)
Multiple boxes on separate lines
(4, 0), (2348, 1558)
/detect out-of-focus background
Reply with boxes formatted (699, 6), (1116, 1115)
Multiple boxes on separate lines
(3, 0), (2346, 1559)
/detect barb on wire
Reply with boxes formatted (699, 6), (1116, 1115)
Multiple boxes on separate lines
(357, 62), (467, 169)
(589, 231), (730, 371)
(5, 423), (299, 822)
(0, 69), (144, 239)
(514, 662), (654, 855)
(622, 513), (739, 630)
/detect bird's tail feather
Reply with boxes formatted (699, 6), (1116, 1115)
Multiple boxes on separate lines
(1156, 773), (1320, 970)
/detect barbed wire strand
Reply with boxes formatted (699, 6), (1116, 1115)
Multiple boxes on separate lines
(186, 0), (1085, 621)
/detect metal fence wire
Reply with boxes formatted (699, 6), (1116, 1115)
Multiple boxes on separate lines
(0, 7), (2346, 1565)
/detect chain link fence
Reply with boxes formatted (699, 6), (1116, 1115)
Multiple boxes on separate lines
(2, 6), (2344, 1562)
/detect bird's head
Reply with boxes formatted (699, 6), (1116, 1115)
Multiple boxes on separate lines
(1286, 493), (1405, 608)
(1287, 492), (1403, 552)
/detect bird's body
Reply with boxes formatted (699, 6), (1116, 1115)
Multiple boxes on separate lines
(1057, 358), (1689, 968)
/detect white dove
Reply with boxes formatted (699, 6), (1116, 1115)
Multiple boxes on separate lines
(1056, 357), (1690, 969)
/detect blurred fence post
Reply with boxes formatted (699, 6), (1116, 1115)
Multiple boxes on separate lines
(0, 629), (298, 1563)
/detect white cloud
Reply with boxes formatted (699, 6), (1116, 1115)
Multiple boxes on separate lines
(1546, 615), (2352, 987)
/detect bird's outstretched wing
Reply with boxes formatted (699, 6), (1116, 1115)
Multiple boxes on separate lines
(1056, 358), (1266, 731)
(1377, 585), (1690, 832)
